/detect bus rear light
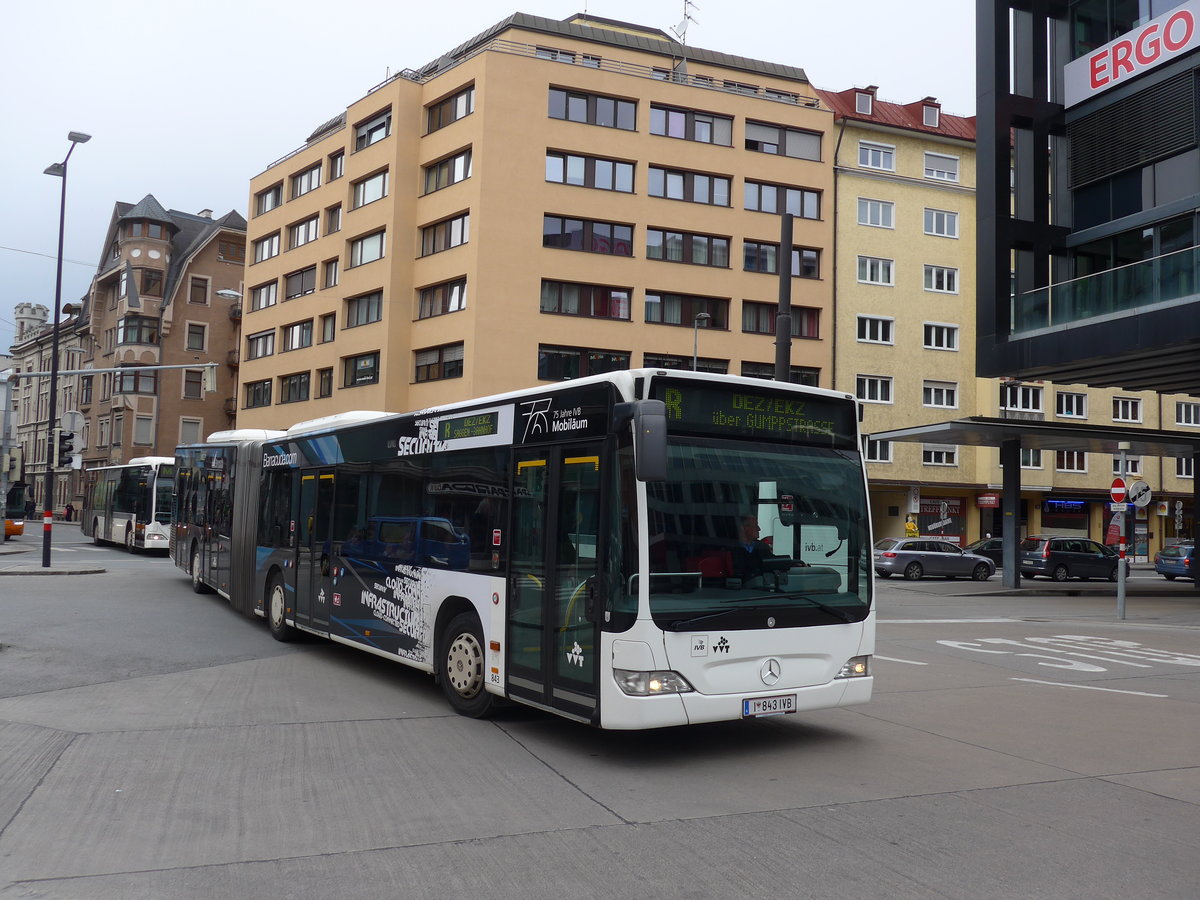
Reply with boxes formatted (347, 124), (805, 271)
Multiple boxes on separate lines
(836, 656), (871, 679)
(613, 669), (693, 696)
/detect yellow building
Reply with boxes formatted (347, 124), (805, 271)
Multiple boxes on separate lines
(238, 13), (836, 430)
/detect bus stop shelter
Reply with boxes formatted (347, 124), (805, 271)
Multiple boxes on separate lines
(869, 416), (1200, 587)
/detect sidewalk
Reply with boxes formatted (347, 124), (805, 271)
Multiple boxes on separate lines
(0, 523), (106, 575)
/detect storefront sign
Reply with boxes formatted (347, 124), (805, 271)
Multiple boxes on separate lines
(976, 493), (1000, 508)
(1064, 1), (1200, 107)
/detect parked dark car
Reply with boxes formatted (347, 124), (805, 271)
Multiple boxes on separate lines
(1019, 535), (1126, 581)
(963, 536), (1005, 567)
(874, 537), (995, 581)
(1154, 543), (1195, 580)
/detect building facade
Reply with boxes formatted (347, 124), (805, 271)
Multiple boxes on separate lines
(73, 196), (246, 480)
(238, 13), (836, 429)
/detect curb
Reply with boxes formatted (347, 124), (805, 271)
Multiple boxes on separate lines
(0, 566), (107, 576)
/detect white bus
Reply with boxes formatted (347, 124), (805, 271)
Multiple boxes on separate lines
(172, 370), (873, 729)
(82, 457), (177, 552)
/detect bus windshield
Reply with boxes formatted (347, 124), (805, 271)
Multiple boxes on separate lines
(644, 436), (871, 629)
(154, 465), (175, 524)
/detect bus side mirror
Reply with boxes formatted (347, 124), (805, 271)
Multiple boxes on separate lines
(631, 400), (667, 482)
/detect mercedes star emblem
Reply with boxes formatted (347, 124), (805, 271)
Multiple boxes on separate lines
(760, 658), (781, 686)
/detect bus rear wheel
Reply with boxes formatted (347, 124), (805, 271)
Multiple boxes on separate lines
(439, 612), (493, 718)
(125, 526), (137, 553)
(267, 573), (297, 642)
(92, 520), (103, 546)
(190, 546), (212, 594)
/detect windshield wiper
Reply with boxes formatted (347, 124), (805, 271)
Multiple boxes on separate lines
(667, 606), (774, 632)
(787, 594), (854, 623)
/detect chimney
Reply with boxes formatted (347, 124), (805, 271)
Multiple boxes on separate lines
(198, 209), (213, 219)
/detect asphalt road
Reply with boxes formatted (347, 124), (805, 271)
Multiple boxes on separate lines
(1, 527), (1197, 898)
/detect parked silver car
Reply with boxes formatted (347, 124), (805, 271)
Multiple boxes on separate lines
(874, 537), (996, 581)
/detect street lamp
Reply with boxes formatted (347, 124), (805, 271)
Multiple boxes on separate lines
(692, 312), (711, 371)
(41, 130), (90, 568)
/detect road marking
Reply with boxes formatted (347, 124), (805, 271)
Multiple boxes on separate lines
(1011, 678), (1168, 698)
(875, 655), (928, 665)
(883, 618), (1022, 624)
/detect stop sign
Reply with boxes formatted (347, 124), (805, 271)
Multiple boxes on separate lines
(1110, 478), (1126, 502)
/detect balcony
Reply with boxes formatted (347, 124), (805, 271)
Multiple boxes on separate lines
(229, 305), (242, 321)
(227, 349), (240, 368)
(1013, 245), (1200, 334)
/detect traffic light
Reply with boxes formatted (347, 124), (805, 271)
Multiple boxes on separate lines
(57, 431), (75, 468)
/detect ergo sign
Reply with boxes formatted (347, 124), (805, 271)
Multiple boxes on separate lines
(1064, 1), (1200, 107)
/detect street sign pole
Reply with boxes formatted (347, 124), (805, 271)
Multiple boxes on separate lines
(1117, 444), (1129, 620)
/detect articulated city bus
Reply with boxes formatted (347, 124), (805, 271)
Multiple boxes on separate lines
(172, 370), (874, 729)
(82, 457), (176, 551)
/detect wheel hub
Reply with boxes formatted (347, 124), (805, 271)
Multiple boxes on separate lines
(446, 634), (483, 697)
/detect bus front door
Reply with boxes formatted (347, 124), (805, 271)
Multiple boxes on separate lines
(295, 469), (335, 633)
(507, 444), (602, 722)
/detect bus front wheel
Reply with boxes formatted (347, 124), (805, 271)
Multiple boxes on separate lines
(439, 612), (493, 718)
(92, 520), (103, 546)
(190, 546), (212, 595)
(267, 573), (297, 642)
(125, 526), (137, 553)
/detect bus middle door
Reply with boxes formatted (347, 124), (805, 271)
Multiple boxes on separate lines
(507, 444), (602, 722)
(295, 468), (335, 633)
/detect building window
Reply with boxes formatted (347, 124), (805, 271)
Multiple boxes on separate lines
(218, 240), (245, 264)
(858, 198), (894, 228)
(189, 277), (209, 305)
(280, 372), (310, 404)
(923, 323), (959, 350)
(246, 330), (275, 360)
(114, 367), (157, 395)
(924, 265), (958, 293)
(923, 380), (958, 409)
(538, 345), (630, 381)
(742, 302), (819, 338)
(326, 205), (342, 234)
(1002, 383), (1043, 414)
(1176, 457), (1194, 478)
(355, 109), (391, 150)
(1057, 391), (1088, 418)
(740, 362), (820, 385)
(291, 164), (321, 199)
(545, 215), (633, 256)
(253, 233), (280, 263)
(323, 258), (339, 289)
(646, 228), (728, 266)
(540, 281), (630, 320)
(743, 180), (820, 218)
(320, 313), (336, 343)
(422, 212), (470, 256)
(424, 149), (472, 193)
(744, 121), (821, 160)
(414, 343), (464, 383)
(723, 79), (759, 95)
(858, 256), (894, 286)
(284, 266), (316, 300)
(1057, 450), (1087, 472)
(858, 316), (894, 344)
(140, 269), (164, 297)
(645, 293), (728, 328)
(859, 141), (895, 171)
(250, 281), (277, 311)
(1113, 455), (1142, 477)
(1177, 401), (1200, 426)
(547, 152), (634, 193)
(922, 444), (958, 466)
(180, 418), (202, 444)
(428, 85), (475, 133)
(865, 439), (892, 463)
(132, 415), (151, 446)
(255, 184), (282, 215)
(186, 323), (206, 351)
(742, 241), (820, 278)
(346, 290), (383, 326)
(855, 92), (873, 115)
(116, 316), (158, 345)
(548, 87), (636, 129)
(245, 379), (272, 409)
(183, 370), (204, 400)
(352, 171), (388, 209)
(417, 280), (466, 319)
(343, 351), (380, 387)
(857, 375), (892, 403)
(282, 320), (313, 352)
(924, 152), (959, 182)
(648, 166), (731, 205)
(317, 368), (333, 398)
(649, 104), (732, 145)
(924, 208), (959, 238)
(289, 216), (319, 249)
(642, 352), (728, 374)
(349, 231), (385, 267)
(1113, 397), (1142, 422)
(328, 151), (344, 181)
(924, 105), (940, 127)
(536, 46), (575, 63)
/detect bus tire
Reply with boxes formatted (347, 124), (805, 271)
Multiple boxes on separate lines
(125, 526), (137, 553)
(267, 573), (297, 642)
(439, 611), (493, 718)
(92, 520), (103, 546)
(190, 546), (212, 594)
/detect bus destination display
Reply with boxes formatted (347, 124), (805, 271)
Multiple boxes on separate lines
(438, 412), (499, 442)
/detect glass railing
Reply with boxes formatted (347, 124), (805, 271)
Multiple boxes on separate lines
(1013, 245), (1200, 333)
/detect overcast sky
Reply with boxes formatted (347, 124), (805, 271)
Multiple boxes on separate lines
(0, 0), (975, 351)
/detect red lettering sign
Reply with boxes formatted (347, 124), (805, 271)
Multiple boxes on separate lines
(1083, 9), (1195, 94)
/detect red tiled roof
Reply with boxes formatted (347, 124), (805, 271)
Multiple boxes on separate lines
(817, 86), (976, 142)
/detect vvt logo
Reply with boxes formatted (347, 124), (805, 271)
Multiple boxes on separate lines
(567, 641), (585, 666)
(714, 637), (731, 654)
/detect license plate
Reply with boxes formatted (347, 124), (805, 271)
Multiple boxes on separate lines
(743, 694), (797, 717)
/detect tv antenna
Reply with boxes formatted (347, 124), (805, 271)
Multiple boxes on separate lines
(669, 0), (699, 45)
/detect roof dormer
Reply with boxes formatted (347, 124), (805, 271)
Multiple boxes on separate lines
(855, 85), (878, 116)
(922, 97), (941, 128)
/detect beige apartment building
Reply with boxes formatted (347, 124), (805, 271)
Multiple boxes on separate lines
(238, 12), (836, 429)
(73, 196), (246, 481)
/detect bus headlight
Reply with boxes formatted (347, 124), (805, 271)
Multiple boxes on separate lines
(613, 669), (693, 696)
(836, 656), (871, 678)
